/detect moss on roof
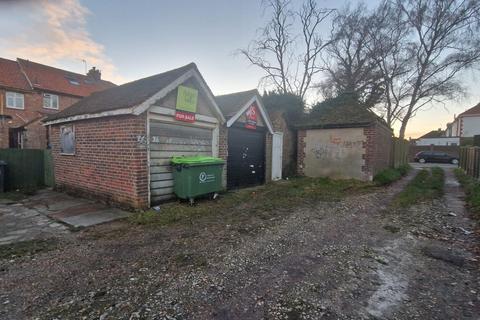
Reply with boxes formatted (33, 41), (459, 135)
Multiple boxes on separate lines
(294, 99), (387, 129)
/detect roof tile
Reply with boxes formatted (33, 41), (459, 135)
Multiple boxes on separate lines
(0, 57), (31, 91)
(17, 58), (115, 97)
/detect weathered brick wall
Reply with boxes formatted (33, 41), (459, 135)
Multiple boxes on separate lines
(265, 132), (272, 182)
(50, 114), (149, 209)
(1, 88), (80, 148)
(297, 129), (306, 176)
(218, 126), (228, 188)
(269, 111), (297, 177)
(363, 123), (393, 180)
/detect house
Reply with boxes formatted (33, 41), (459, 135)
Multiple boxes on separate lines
(0, 57), (115, 149)
(215, 89), (277, 189)
(415, 129), (459, 146)
(295, 103), (392, 181)
(447, 102), (480, 138)
(44, 63), (228, 209)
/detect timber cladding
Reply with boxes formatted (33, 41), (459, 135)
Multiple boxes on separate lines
(50, 114), (149, 209)
(149, 120), (214, 204)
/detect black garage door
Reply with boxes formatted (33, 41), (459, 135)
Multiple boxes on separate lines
(227, 127), (265, 189)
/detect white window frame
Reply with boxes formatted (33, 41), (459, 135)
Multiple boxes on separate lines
(60, 124), (75, 155)
(43, 93), (59, 110)
(6, 91), (24, 110)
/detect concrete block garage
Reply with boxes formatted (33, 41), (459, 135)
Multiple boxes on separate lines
(296, 103), (393, 181)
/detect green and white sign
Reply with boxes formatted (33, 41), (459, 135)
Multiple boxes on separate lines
(176, 85), (198, 113)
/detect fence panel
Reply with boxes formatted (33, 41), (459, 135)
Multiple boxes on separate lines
(460, 146), (480, 180)
(0, 149), (54, 190)
(391, 138), (409, 168)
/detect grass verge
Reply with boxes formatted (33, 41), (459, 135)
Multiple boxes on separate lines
(393, 167), (444, 207)
(129, 177), (372, 227)
(374, 164), (411, 186)
(454, 168), (480, 220)
(0, 238), (58, 260)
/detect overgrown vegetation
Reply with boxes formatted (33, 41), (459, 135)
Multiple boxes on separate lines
(0, 188), (36, 203)
(454, 169), (480, 220)
(0, 238), (58, 260)
(129, 177), (372, 227)
(393, 167), (444, 207)
(374, 164), (411, 186)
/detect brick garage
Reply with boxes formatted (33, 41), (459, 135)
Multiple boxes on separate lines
(296, 104), (392, 181)
(215, 89), (276, 189)
(45, 63), (225, 209)
(50, 115), (149, 208)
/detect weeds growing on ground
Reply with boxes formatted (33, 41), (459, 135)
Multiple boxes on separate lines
(0, 238), (58, 260)
(129, 177), (373, 227)
(374, 164), (412, 186)
(393, 167), (444, 207)
(454, 168), (480, 220)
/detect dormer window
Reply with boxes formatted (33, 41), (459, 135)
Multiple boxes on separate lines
(6, 91), (24, 109)
(66, 76), (80, 85)
(43, 93), (59, 110)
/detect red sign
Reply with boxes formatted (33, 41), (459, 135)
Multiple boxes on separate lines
(245, 103), (258, 130)
(175, 111), (196, 123)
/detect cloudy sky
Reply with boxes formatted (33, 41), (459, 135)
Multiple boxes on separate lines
(0, 0), (478, 138)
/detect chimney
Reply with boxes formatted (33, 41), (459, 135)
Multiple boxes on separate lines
(87, 67), (101, 81)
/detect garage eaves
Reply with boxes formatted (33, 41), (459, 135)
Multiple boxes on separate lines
(215, 89), (274, 134)
(43, 63), (225, 125)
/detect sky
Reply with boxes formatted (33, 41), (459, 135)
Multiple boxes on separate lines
(0, 0), (479, 138)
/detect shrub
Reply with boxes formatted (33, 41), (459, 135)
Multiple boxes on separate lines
(374, 168), (402, 186)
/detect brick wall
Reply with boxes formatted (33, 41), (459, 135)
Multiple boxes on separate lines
(50, 114), (149, 209)
(363, 123), (393, 180)
(0, 88), (81, 149)
(265, 133), (272, 182)
(269, 110), (297, 177)
(297, 129), (306, 176)
(218, 126), (228, 188)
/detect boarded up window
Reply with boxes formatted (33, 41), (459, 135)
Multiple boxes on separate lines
(60, 125), (75, 155)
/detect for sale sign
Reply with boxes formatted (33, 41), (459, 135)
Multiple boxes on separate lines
(245, 103), (258, 130)
(175, 85), (198, 123)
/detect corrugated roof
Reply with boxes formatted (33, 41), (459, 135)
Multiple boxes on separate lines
(294, 103), (386, 129)
(0, 57), (31, 91)
(459, 102), (480, 116)
(45, 63), (197, 122)
(215, 89), (258, 118)
(17, 58), (115, 97)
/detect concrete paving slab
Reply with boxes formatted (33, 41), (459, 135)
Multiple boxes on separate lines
(60, 208), (131, 227)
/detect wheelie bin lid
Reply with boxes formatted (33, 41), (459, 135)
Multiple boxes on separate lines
(171, 156), (224, 166)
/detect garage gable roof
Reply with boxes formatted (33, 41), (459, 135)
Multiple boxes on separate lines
(215, 89), (274, 134)
(44, 63), (225, 125)
(294, 103), (388, 130)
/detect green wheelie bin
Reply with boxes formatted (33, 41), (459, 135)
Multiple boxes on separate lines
(171, 156), (225, 204)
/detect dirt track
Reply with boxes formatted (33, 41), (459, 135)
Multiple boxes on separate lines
(1, 168), (479, 319)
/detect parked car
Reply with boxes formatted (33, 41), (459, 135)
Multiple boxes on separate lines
(414, 151), (459, 164)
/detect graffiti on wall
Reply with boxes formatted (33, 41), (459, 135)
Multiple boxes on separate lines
(311, 135), (364, 160)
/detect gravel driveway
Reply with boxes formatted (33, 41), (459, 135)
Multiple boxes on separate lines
(1, 168), (478, 319)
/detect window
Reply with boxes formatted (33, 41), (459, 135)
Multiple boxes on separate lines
(43, 93), (59, 110)
(60, 125), (75, 155)
(6, 91), (24, 109)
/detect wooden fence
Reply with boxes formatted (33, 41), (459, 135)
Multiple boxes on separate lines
(0, 149), (55, 191)
(459, 146), (480, 179)
(391, 138), (409, 168)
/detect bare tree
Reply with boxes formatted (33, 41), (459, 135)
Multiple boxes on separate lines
(394, 0), (480, 139)
(368, 1), (414, 128)
(320, 4), (384, 108)
(240, 0), (334, 101)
